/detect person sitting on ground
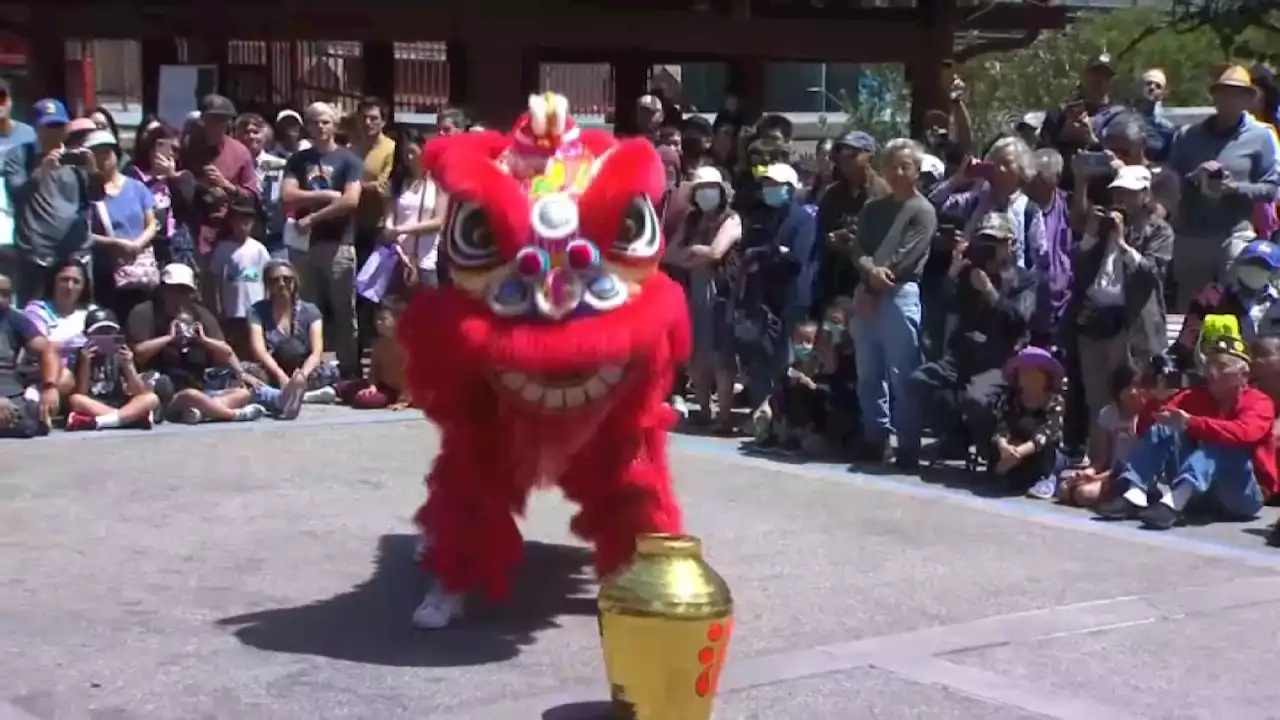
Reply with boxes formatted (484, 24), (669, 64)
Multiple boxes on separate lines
(990, 346), (1067, 499)
(209, 194), (270, 359)
(337, 301), (410, 409)
(912, 212), (1038, 460)
(1171, 239), (1280, 375)
(1096, 327), (1277, 529)
(754, 319), (827, 454)
(22, 259), (92, 397)
(64, 308), (161, 431)
(1057, 358), (1172, 507)
(1251, 337), (1280, 545)
(126, 263), (264, 424)
(0, 272), (59, 437)
(244, 259), (339, 416)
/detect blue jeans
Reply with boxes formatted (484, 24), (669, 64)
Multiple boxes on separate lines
(850, 282), (923, 451)
(1117, 422), (1264, 519)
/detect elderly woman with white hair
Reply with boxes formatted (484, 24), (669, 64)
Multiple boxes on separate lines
(928, 136), (1047, 272)
(280, 101), (364, 379)
(842, 138), (937, 468)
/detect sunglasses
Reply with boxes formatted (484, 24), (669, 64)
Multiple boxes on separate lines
(267, 275), (297, 285)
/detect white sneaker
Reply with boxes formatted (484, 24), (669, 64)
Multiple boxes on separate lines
(277, 374), (307, 420)
(670, 395), (690, 419)
(411, 583), (465, 629)
(303, 386), (338, 405)
(235, 404), (267, 422)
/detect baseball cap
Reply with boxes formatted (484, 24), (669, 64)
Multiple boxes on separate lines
(834, 130), (877, 154)
(1108, 165), (1152, 191)
(1086, 53), (1115, 75)
(67, 117), (97, 134)
(919, 153), (945, 179)
(276, 109), (303, 125)
(199, 94), (237, 118)
(974, 212), (1015, 241)
(83, 307), (121, 335)
(32, 98), (70, 127)
(760, 163), (799, 186)
(160, 263), (198, 290)
(637, 94), (663, 112)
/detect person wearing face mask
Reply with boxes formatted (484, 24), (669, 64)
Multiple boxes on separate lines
(738, 162), (817, 415)
(663, 166), (742, 434)
(1169, 65), (1280, 312)
(1172, 240), (1280, 376)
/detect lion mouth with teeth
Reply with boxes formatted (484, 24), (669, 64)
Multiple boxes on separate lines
(494, 364), (627, 412)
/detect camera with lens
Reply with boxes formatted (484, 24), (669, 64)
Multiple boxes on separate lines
(1095, 207), (1127, 237)
(964, 240), (999, 267)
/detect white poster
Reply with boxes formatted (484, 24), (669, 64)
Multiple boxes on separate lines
(157, 64), (219, 130)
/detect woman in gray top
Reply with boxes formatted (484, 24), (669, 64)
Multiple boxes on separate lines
(842, 138), (938, 468)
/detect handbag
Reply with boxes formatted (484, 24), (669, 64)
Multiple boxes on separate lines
(94, 199), (159, 290)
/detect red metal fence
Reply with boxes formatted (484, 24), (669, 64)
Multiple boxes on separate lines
(73, 39), (616, 117)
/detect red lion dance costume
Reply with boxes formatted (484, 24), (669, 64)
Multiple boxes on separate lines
(400, 92), (690, 628)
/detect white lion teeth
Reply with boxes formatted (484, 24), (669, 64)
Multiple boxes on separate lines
(543, 388), (566, 409)
(520, 383), (545, 403)
(598, 365), (624, 385)
(564, 387), (588, 407)
(583, 377), (608, 400)
(498, 366), (628, 410)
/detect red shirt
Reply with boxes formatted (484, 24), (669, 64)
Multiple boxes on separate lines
(1163, 386), (1278, 499)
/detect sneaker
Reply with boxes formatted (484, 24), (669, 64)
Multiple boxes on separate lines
(303, 386), (338, 405)
(64, 412), (96, 432)
(1139, 502), (1180, 530)
(177, 407), (204, 425)
(1026, 476), (1058, 500)
(670, 395), (690, 419)
(277, 375), (307, 420)
(411, 583), (465, 630)
(236, 404), (267, 422)
(1094, 494), (1140, 520)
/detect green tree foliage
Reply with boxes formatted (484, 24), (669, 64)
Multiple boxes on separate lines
(829, 6), (1277, 146)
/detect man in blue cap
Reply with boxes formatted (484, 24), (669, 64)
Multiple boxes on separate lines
(1, 98), (97, 304)
(0, 80), (37, 286)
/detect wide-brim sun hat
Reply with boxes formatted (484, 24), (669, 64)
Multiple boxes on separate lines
(1003, 346), (1064, 385)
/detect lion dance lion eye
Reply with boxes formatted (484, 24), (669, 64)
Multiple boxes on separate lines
(446, 202), (499, 269)
(612, 195), (660, 260)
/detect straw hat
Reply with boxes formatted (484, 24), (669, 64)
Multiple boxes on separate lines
(1211, 64), (1256, 92)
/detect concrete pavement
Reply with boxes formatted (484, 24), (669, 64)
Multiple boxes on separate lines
(2, 410), (1279, 719)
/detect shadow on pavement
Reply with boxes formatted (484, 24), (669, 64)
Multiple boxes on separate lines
(216, 534), (596, 667)
(542, 701), (615, 719)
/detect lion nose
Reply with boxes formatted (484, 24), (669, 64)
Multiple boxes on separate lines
(530, 193), (579, 241)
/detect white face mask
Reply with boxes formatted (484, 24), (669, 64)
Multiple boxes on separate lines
(693, 187), (722, 211)
(1236, 266), (1274, 293)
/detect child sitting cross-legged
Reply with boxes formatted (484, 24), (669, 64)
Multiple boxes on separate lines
(753, 318), (842, 455)
(990, 347), (1067, 499)
(1057, 358), (1172, 507)
(64, 308), (162, 431)
(337, 301), (411, 410)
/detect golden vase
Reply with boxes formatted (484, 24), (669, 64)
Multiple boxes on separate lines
(597, 533), (734, 720)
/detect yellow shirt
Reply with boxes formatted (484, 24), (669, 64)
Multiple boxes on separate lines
(356, 133), (395, 230)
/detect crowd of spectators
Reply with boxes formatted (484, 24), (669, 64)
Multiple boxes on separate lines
(4, 55), (1280, 544)
(641, 56), (1280, 544)
(0, 91), (419, 438)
